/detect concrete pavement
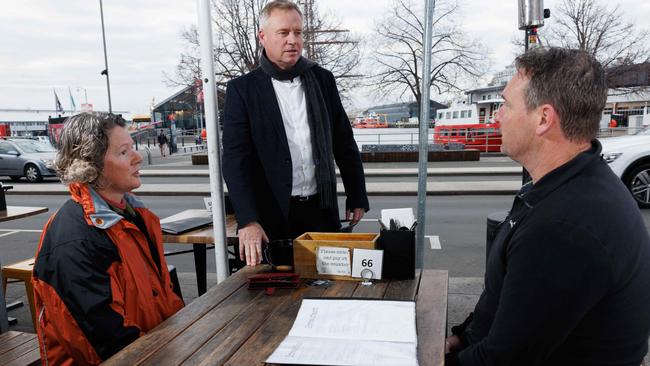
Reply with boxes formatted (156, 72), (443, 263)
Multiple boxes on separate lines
(6, 180), (522, 196)
(8, 149), (524, 195)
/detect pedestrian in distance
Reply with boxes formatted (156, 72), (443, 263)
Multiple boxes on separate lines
(157, 129), (168, 157)
(222, 0), (369, 266)
(445, 48), (650, 366)
(32, 112), (184, 365)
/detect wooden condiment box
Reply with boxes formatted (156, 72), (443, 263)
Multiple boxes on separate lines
(293, 232), (379, 281)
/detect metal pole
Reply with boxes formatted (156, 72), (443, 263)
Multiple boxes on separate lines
(0, 260), (9, 333)
(417, 0), (436, 269)
(197, 0), (229, 282)
(99, 0), (112, 113)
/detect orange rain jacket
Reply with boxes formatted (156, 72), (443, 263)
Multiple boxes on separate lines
(32, 183), (184, 365)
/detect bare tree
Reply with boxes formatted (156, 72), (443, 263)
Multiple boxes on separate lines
(163, 26), (202, 88)
(164, 0), (362, 97)
(543, 0), (650, 69)
(366, 0), (488, 106)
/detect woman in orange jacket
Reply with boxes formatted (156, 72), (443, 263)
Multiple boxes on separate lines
(32, 112), (184, 365)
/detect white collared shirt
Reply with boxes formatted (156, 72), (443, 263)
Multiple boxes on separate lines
(271, 76), (317, 197)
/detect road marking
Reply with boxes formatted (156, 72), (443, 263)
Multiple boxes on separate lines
(426, 235), (441, 250)
(0, 229), (43, 233)
(0, 230), (20, 238)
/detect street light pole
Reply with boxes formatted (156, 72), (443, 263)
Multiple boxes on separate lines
(99, 0), (113, 113)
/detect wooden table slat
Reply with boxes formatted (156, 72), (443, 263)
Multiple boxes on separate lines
(351, 280), (388, 298)
(3, 348), (40, 366)
(223, 286), (329, 366)
(0, 338), (39, 366)
(0, 332), (35, 355)
(320, 280), (358, 298)
(140, 286), (266, 366)
(416, 269), (449, 366)
(0, 332), (39, 366)
(102, 265), (268, 366)
(180, 288), (297, 366)
(384, 269), (422, 300)
(0, 337), (38, 364)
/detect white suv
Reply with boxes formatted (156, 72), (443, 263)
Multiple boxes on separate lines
(600, 127), (650, 208)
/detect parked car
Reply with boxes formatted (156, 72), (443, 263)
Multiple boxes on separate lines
(600, 127), (650, 208)
(0, 139), (57, 182)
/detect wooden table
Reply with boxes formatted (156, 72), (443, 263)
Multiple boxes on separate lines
(0, 206), (48, 334)
(0, 207), (48, 223)
(103, 266), (448, 366)
(0, 331), (40, 366)
(160, 209), (238, 296)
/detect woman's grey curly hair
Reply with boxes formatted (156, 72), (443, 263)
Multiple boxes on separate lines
(55, 112), (126, 186)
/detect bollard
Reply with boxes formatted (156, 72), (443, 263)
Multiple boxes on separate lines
(143, 146), (152, 165)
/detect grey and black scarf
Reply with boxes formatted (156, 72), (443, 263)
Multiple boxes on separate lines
(260, 51), (337, 210)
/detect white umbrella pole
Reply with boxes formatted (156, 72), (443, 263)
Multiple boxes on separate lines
(196, 0), (229, 282)
(416, 0), (436, 269)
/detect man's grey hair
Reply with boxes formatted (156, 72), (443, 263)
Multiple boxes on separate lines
(515, 47), (608, 142)
(55, 112), (126, 186)
(259, 0), (302, 30)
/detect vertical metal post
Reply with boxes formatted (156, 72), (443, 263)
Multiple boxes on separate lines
(99, 0), (112, 113)
(417, 0), (436, 269)
(0, 260), (9, 333)
(197, 0), (229, 282)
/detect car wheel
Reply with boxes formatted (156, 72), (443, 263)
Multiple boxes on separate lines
(9, 176), (21, 181)
(625, 163), (650, 209)
(24, 164), (43, 183)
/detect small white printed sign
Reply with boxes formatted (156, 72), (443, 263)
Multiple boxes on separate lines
(316, 247), (351, 276)
(352, 248), (383, 280)
(203, 197), (213, 214)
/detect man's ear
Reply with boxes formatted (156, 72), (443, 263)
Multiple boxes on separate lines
(536, 104), (557, 136)
(259, 30), (266, 46)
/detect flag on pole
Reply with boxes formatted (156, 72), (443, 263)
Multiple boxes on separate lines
(68, 87), (76, 112)
(54, 89), (63, 114)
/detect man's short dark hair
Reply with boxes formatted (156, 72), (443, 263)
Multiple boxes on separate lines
(515, 47), (608, 142)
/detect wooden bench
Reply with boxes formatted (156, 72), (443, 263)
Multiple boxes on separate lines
(0, 331), (40, 366)
(1, 259), (36, 332)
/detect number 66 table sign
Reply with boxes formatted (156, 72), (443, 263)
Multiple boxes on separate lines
(352, 248), (384, 280)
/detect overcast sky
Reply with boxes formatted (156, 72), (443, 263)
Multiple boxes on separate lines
(1, 0), (648, 117)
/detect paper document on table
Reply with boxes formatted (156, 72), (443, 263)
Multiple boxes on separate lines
(266, 298), (418, 366)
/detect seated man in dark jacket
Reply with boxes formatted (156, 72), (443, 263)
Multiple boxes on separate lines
(445, 48), (650, 366)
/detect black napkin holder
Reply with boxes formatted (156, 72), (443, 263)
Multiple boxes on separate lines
(378, 229), (415, 280)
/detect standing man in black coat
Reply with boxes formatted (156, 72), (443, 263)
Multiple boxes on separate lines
(222, 0), (369, 266)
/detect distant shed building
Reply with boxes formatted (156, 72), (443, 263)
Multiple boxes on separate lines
(366, 100), (447, 125)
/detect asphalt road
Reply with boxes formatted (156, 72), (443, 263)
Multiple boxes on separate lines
(2, 194), (648, 278)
